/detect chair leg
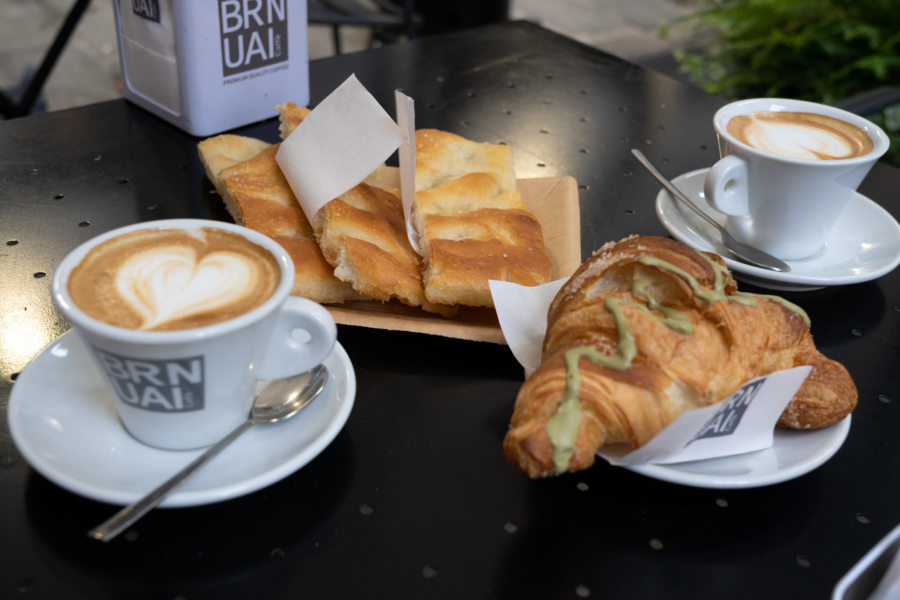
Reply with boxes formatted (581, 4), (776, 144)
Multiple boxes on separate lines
(0, 0), (93, 118)
(331, 24), (342, 55)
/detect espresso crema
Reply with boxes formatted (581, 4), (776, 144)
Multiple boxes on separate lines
(727, 111), (873, 160)
(68, 227), (281, 331)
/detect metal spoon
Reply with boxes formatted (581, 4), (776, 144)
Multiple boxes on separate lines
(631, 148), (791, 272)
(88, 364), (330, 542)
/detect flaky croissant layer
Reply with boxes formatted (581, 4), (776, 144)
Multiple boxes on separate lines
(503, 236), (857, 478)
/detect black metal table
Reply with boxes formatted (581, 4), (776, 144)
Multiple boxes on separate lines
(1, 20), (897, 600)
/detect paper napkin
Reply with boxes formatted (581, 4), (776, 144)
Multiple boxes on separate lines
(276, 74), (406, 225)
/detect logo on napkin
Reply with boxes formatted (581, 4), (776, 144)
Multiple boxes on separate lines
(688, 378), (764, 443)
(218, 0), (288, 77)
(132, 0), (160, 22)
(93, 349), (205, 412)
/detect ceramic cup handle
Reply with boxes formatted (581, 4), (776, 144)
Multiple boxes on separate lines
(257, 297), (337, 379)
(704, 154), (750, 216)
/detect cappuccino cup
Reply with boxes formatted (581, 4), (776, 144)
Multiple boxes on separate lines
(52, 219), (337, 450)
(704, 98), (889, 260)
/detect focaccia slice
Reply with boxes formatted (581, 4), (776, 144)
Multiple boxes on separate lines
(197, 134), (363, 303)
(276, 103), (456, 316)
(412, 129), (552, 307)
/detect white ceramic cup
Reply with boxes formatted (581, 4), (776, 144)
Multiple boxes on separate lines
(704, 98), (889, 260)
(51, 219), (337, 450)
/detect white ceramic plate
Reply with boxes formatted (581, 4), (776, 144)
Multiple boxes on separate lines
(8, 330), (355, 507)
(622, 416), (851, 489)
(656, 168), (900, 291)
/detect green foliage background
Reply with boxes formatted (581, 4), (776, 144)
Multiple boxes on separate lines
(664, 0), (900, 166)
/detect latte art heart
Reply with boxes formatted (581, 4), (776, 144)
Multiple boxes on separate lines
(727, 111), (874, 160)
(743, 121), (852, 160)
(67, 227), (282, 331)
(117, 247), (258, 330)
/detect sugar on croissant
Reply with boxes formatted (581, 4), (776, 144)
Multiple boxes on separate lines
(503, 235), (857, 478)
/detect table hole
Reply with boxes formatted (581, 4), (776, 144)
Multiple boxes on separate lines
(622, 171), (633, 177)
(576, 584), (591, 597)
(650, 538), (664, 550)
(30, 168), (39, 175)
(360, 504), (374, 516)
(270, 547), (286, 560)
(539, 129), (549, 134)
(146, 203), (158, 211)
(578, 184), (590, 191)
(618, 106), (628, 112)
(536, 163), (546, 168)
(54, 193), (65, 200)
(579, 148), (590, 154)
(576, 481), (589, 491)
(624, 209), (636, 215)
(796, 555), (811, 568)
(579, 116), (589, 122)
(856, 513), (871, 524)
(619, 136), (630, 143)
(78, 221), (91, 228)
(715, 498), (729, 508)
(580, 89), (588, 95)
(33, 272), (46, 279)
(425, 102), (435, 109)
(10, 372), (19, 381)
(542, 99), (553, 105)
(662, 157), (670, 163)
(7, 240), (18, 246)
(699, 145), (708, 150)
(422, 565), (438, 579)
(878, 394), (893, 404)
(504, 522), (518, 533)
(657, 125), (665, 130)
(94, 154), (103, 161)
(119, 178), (130, 184)
(545, 73), (554, 79)
(503, 109), (512, 115)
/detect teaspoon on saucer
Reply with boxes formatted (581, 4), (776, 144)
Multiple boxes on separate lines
(631, 149), (791, 273)
(88, 364), (330, 542)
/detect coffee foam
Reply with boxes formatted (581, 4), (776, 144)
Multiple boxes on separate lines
(728, 111), (873, 160)
(69, 227), (281, 331)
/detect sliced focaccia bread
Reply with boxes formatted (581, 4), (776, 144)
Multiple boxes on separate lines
(197, 133), (363, 304)
(275, 104), (456, 316)
(412, 129), (552, 307)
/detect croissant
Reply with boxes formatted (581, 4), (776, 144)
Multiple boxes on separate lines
(503, 235), (857, 478)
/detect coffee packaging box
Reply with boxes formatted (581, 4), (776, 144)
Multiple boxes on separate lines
(113, 0), (309, 136)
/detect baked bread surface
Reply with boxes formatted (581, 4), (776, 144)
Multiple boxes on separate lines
(276, 104), (456, 316)
(413, 129), (552, 307)
(504, 235), (857, 478)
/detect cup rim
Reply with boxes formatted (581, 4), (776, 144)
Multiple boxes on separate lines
(712, 97), (891, 165)
(51, 218), (296, 343)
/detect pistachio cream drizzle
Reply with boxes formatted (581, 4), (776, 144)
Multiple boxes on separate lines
(544, 250), (810, 473)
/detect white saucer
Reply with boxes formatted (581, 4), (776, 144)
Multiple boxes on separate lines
(656, 168), (900, 291)
(622, 416), (850, 489)
(8, 330), (356, 507)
